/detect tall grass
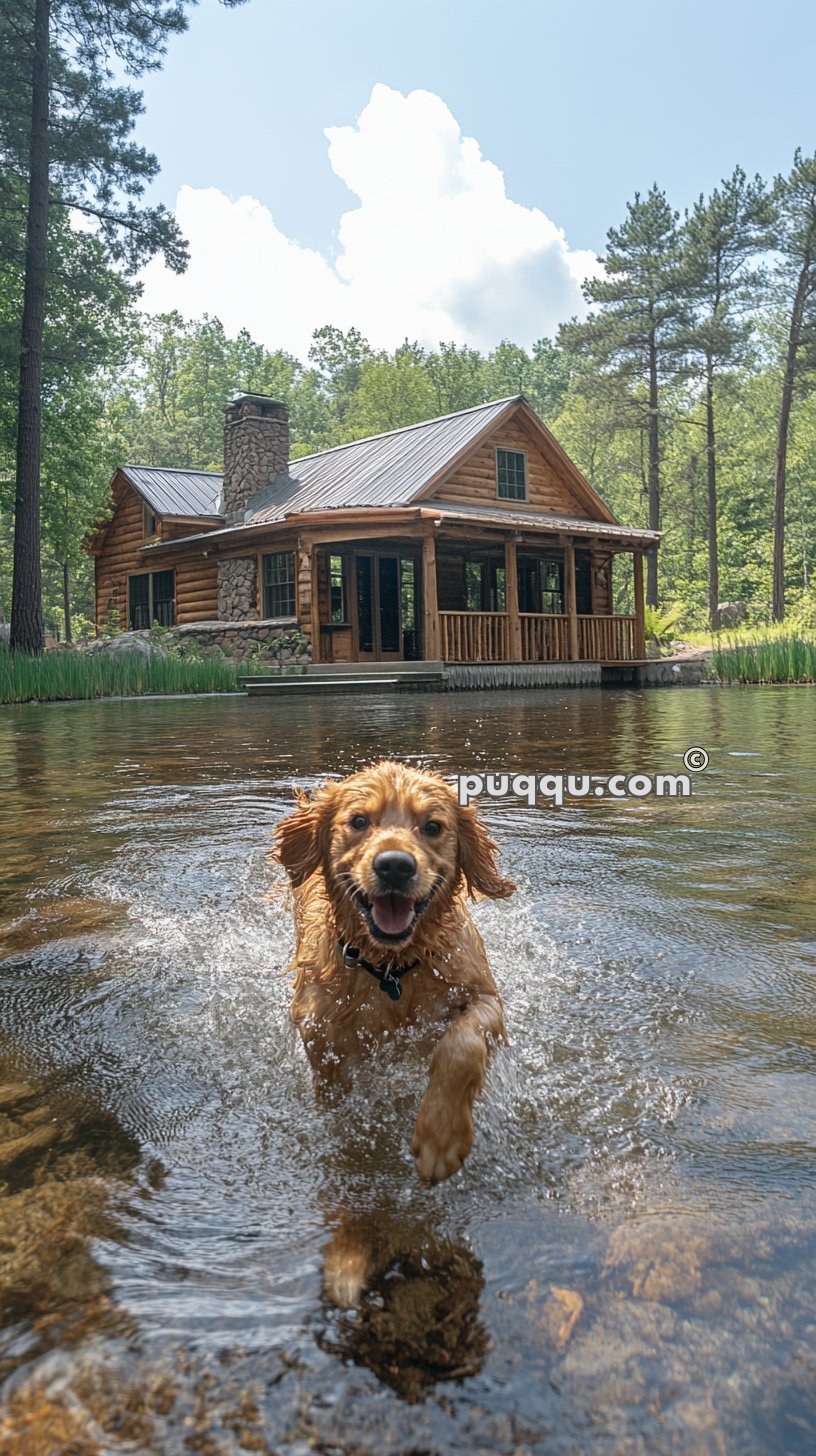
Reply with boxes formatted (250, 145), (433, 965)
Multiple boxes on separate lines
(0, 650), (262, 704)
(714, 636), (816, 684)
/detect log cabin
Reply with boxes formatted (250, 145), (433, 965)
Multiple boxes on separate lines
(88, 394), (659, 666)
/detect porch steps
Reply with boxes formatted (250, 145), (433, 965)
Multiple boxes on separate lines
(239, 661), (448, 696)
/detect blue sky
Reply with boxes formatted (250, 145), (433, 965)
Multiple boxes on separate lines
(134, 0), (816, 357)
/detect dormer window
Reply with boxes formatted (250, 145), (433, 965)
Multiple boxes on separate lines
(143, 504), (158, 539)
(496, 447), (527, 501)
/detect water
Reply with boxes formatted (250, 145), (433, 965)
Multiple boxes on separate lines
(0, 687), (814, 1453)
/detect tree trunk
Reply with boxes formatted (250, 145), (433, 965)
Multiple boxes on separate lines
(705, 358), (720, 630)
(62, 559), (72, 644)
(772, 261), (810, 622)
(10, 0), (50, 656)
(646, 330), (660, 607)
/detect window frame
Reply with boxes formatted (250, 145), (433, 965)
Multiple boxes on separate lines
(328, 553), (348, 625)
(142, 503), (158, 540)
(496, 446), (528, 502)
(261, 551), (296, 619)
(127, 568), (176, 629)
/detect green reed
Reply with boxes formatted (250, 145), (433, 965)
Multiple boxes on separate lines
(0, 649), (260, 704)
(713, 636), (816, 684)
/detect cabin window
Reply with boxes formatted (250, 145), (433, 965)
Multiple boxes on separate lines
(329, 554), (347, 623)
(262, 552), (296, 617)
(143, 505), (158, 539)
(400, 558), (416, 632)
(465, 557), (506, 612)
(496, 447), (527, 501)
(518, 556), (563, 614)
(128, 569), (175, 629)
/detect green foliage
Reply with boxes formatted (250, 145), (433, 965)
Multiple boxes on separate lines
(643, 602), (684, 644)
(788, 582), (816, 631)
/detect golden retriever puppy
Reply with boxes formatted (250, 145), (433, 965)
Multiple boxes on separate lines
(273, 760), (515, 1187)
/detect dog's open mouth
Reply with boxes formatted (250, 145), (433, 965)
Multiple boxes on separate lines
(352, 885), (436, 944)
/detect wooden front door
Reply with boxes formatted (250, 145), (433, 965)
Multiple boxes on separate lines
(356, 553), (402, 660)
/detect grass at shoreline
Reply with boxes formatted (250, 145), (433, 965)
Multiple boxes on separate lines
(713, 636), (816, 684)
(0, 650), (279, 704)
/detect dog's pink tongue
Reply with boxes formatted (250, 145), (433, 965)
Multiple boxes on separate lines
(370, 893), (415, 936)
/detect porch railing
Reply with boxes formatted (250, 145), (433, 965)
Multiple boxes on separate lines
(519, 613), (568, 662)
(438, 610), (639, 663)
(578, 614), (636, 661)
(439, 611), (509, 663)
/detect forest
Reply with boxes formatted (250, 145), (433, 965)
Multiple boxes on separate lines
(1, 4), (814, 641)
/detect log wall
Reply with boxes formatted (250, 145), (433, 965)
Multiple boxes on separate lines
(175, 556), (219, 624)
(93, 479), (145, 631)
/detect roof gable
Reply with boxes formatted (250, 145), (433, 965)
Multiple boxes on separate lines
(420, 398), (616, 524)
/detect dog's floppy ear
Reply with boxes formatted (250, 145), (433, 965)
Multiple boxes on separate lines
(456, 804), (515, 900)
(274, 784), (335, 887)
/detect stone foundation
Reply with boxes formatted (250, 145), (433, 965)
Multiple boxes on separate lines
(171, 619), (310, 667)
(217, 557), (258, 620)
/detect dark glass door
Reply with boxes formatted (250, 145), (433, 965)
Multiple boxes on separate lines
(356, 556), (374, 653)
(575, 550), (593, 615)
(377, 556), (401, 657)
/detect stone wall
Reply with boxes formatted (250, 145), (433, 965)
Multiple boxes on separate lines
(217, 556), (258, 620)
(222, 395), (289, 522)
(171, 619), (310, 667)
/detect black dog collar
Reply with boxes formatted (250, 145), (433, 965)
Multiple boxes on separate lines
(338, 939), (420, 1001)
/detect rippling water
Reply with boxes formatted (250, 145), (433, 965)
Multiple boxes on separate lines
(0, 687), (814, 1453)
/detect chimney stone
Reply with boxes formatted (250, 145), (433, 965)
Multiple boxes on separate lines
(222, 394), (289, 523)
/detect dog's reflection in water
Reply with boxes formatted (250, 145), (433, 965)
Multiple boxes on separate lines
(318, 1208), (488, 1401)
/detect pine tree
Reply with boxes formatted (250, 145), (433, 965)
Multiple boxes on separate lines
(680, 168), (774, 627)
(770, 150), (816, 620)
(2, 0), (245, 653)
(560, 187), (689, 606)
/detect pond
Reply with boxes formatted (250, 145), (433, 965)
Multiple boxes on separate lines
(0, 686), (814, 1454)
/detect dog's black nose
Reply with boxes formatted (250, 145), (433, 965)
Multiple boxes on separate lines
(373, 850), (417, 887)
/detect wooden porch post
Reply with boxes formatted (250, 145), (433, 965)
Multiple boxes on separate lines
(564, 538), (579, 660)
(422, 530), (441, 661)
(632, 551), (646, 658)
(505, 539), (521, 661)
(298, 537), (321, 664)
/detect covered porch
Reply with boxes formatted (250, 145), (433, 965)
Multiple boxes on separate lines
(299, 509), (650, 667)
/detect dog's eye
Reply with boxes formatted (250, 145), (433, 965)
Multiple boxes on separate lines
(422, 819), (442, 837)
(349, 814), (368, 832)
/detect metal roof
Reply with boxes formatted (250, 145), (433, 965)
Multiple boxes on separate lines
(121, 465), (223, 519)
(427, 501), (661, 545)
(247, 397), (518, 523)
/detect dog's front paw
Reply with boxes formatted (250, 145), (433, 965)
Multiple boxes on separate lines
(323, 1227), (371, 1309)
(411, 1093), (474, 1186)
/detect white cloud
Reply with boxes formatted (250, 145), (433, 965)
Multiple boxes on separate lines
(139, 84), (598, 358)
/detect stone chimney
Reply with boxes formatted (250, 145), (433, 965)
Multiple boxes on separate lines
(222, 394), (289, 524)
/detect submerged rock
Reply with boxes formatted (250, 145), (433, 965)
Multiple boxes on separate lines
(603, 1216), (713, 1302)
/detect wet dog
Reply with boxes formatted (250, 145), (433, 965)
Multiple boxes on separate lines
(273, 760), (514, 1188)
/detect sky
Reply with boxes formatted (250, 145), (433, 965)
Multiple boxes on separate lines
(134, 0), (816, 360)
